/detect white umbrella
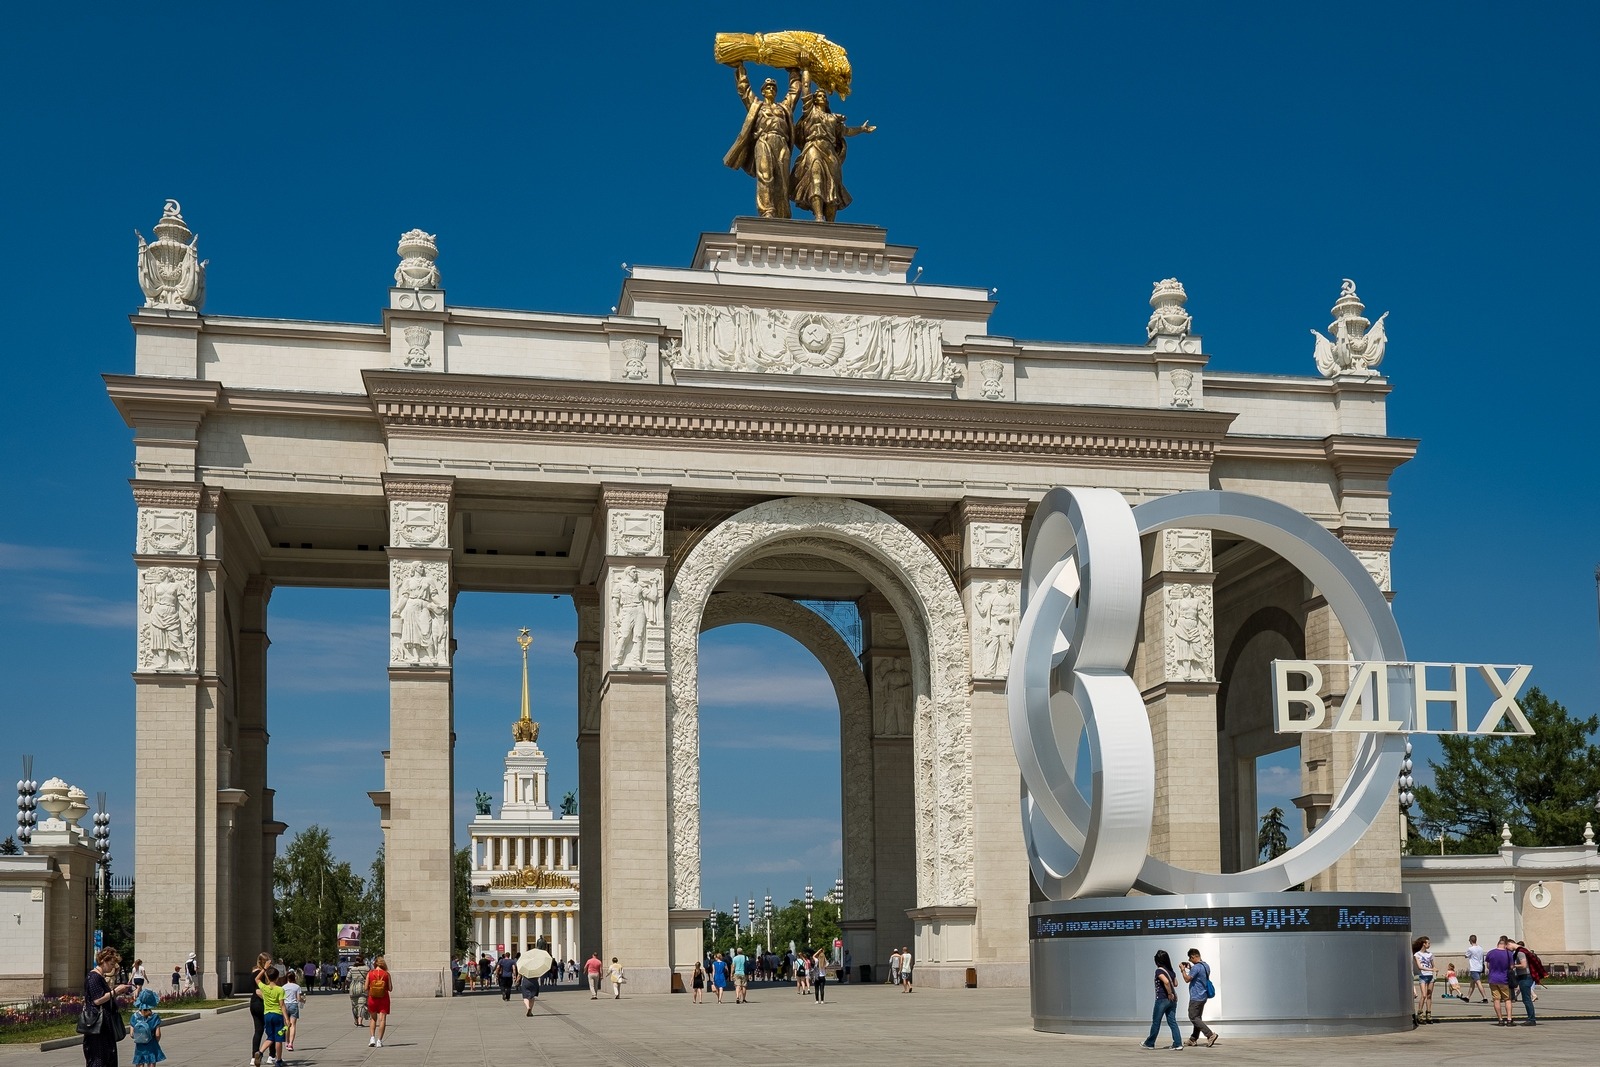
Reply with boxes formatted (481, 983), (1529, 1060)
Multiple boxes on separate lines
(516, 949), (554, 979)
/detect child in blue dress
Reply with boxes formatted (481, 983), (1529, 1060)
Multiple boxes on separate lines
(131, 988), (167, 1064)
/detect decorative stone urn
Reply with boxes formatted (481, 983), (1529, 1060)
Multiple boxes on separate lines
(64, 786), (89, 828)
(37, 778), (71, 821)
(394, 229), (441, 289)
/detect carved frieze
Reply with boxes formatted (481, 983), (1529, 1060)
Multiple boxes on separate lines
(390, 559), (450, 667)
(968, 522), (1022, 571)
(607, 510), (664, 557)
(1163, 582), (1215, 683)
(137, 565), (198, 672)
(1161, 529), (1212, 573)
(389, 501), (448, 549)
(576, 649), (601, 733)
(873, 656), (914, 736)
(670, 306), (956, 383)
(136, 508), (197, 556)
(1354, 550), (1392, 593)
(608, 565), (664, 671)
(970, 579), (1020, 679)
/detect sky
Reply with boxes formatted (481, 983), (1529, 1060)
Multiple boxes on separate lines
(2, 4), (1597, 916)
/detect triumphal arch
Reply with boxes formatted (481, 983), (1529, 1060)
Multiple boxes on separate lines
(110, 43), (1413, 997)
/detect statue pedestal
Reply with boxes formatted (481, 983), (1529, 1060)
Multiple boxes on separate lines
(1029, 892), (1412, 1037)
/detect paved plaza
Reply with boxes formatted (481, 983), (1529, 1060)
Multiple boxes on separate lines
(7, 981), (1598, 1067)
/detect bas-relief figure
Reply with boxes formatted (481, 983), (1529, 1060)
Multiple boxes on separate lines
(610, 565), (662, 670)
(391, 559), (449, 666)
(136, 508), (197, 556)
(1164, 582), (1215, 682)
(136, 200), (207, 312)
(137, 566), (197, 672)
(1312, 278), (1388, 377)
(876, 656), (913, 736)
(1354, 550), (1392, 593)
(972, 579), (1019, 678)
(671, 305), (954, 382)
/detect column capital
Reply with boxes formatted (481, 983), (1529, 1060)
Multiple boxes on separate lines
(382, 473), (456, 503)
(955, 497), (1027, 528)
(597, 483), (670, 511)
(129, 479), (204, 509)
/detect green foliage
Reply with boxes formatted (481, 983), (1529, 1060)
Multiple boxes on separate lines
(1413, 688), (1600, 853)
(1257, 806), (1290, 863)
(102, 884), (136, 961)
(452, 845), (472, 955)
(272, 826), (366, 964)
(360, 845), (385, 956)
(705, 897), (841, 957)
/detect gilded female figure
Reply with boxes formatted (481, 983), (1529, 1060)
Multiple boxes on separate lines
(790, 86), (875, 222)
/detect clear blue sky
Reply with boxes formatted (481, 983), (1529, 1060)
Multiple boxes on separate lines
(2, 4), (1596, 914)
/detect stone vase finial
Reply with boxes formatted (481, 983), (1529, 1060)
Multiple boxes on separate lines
(64, 786), (89, 828)
(37, 778), (70, 821)
(136, 200), (208, 311)
(394, 229), (440, 289)
(1146, 279), (1192, 341)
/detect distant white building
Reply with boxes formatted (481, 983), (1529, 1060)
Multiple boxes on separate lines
(466, 634), (580, 963)
(1402, 821), (1600, 972)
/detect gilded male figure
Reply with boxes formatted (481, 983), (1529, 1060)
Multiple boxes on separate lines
(723, 62), (802, 218)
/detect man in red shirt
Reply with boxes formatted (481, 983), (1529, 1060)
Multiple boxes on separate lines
(365, 957), (392, 1047)
(584, 953), (603, 1000)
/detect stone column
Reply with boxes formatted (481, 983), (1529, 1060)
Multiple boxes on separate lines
(1300, 535), (1400, 892)
(861, 593), (914, 974)
(131, 480), (231, 996)
(573, 585), (603, 959)
(233, 576), (272, 988)
(1136, 529), (1221, 874)
(383, 474), (456, 996)
(956, 499), (1029, 985)
(595, 484), (673, 988)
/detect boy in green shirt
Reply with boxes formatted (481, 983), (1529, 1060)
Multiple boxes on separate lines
(256, 968), (287, 1066)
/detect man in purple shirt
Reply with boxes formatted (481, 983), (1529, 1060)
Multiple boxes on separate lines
(1484, 935), (1515, 1026)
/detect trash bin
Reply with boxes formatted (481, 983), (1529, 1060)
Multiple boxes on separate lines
(965, 967), (977, 988)
(859, 964), (872, 984)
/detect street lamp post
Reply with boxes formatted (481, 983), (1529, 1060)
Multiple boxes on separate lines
(803, 882), (813, 950)
(763, 893), (772, 960)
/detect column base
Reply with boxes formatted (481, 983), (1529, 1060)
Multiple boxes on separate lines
(387, 968), (451, 999)
(668, 908), (710, 982)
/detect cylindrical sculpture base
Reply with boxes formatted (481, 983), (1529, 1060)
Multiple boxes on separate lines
(1030, 892), (1412, 1037)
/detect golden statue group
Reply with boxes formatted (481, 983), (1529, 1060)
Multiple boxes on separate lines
(717, 31), (875, 222)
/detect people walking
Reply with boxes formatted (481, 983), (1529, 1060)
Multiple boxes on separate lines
(247, 953), (271, 1062)
(347, 960), (369, 1026)
(691, 961), (705, 1004)
(496, 952), (515, 1001)
(84, 947), (133, 1067)
(1141, 950), (1183, 1050)
(1464, 935), (1487, 1003)
(519, 970), (540, 1017)
(1511, 940), (1537, 1025)
(711, 952), (727, 1003)
(130, 959), (147, 993)
(1178, 948), (1217, 1047)
(608, 957), (625, 999)
(130, 988), (166, 1065)
(1485, 936), (1514, 1026)
(365, 955), (392, 1047)
(733, 948), (750, 1003)
(900, 946), (913, 993)
(1413, 936), (1436, 1023)
(282, 969), (303, 1051)
(888, 947), (901, 987)
(585, 952), (603, 999)
(256, 968), (287, 1067)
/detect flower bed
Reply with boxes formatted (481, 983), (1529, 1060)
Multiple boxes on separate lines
(0, 994), (84, 1044)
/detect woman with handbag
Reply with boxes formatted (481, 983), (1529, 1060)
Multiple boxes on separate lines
(83, 947), (133, 1067)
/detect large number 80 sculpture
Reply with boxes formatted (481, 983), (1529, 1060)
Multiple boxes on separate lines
(1007, 488), (1408, 899)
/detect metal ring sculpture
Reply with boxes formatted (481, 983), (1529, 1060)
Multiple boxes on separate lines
(1008, 488), (1408, 898)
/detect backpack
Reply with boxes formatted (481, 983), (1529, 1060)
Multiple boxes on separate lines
(131, 1014), (155, 1044)
(1524, 948), (1547, 983)
(1196, 962), (1216, 999)
(367, 973), (387, 998)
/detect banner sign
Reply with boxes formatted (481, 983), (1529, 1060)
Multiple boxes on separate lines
(1031, 904), (1411, 940)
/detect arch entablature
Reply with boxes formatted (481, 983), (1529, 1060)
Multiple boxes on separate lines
(666, 496), (972, 911)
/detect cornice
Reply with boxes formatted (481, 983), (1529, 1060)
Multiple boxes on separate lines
(104, 374), (222, 428)
(599, 483), (670, 511)
(130, 480), (204, 509)
(957, 498), (1027, 526)
(382, 473), (456, 503)
(362, 370), (1236, 469)
(1324, 435), (1421, 480)
(1335, 526), (1397, 552)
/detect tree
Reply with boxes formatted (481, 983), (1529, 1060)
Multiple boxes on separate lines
(360, 845), (386, 957)
(273, 827), (365, 965)
(1257, 806), (1290, 863)
(1413, 688), (1600, 853)
(452, 845), (472, 955)
(103, 885), (136, 962)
